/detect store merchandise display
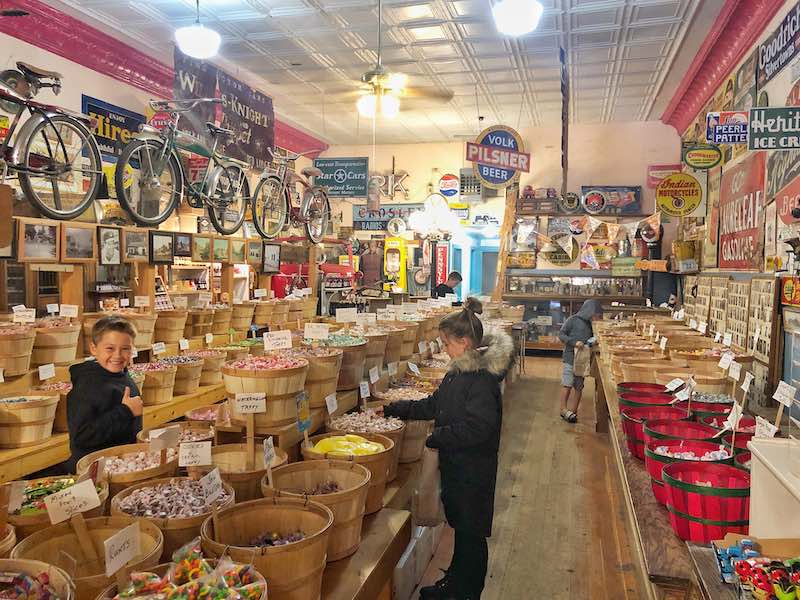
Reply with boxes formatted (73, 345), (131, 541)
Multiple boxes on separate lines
(115, 479), (231, 518)
(225, 355), (307, 370)
(106, 449), (178, 474)
(652, 445), (731, 461)
(311, 434), (385, 456)
(373, 387), (428, 402)
(330, 410), (403, 433)
(0, 569), (61, 600)
(9, 477), (104, 516)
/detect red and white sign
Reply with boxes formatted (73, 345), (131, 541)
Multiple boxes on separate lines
(647, 163), (682, 188)
(435, 244), (449, 286)
(465, 142), (531, 173)
(438, 174), (460, 197)
(719, 152), (765, 270)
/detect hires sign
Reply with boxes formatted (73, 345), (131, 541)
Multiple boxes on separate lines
(465, 142), (531, 173)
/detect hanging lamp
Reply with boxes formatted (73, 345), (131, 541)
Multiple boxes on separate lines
(175, 0), (221, 59)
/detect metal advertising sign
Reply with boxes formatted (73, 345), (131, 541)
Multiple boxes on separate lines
(313, 157), (369, 197)
(705, 111), (749, 144)
(748, 106), (800, 151)
(352, 203), (424, 231)
(718, 152), (766, 270)
(682, 144), (723, 170)
(757, 1), (800, 88)
(465, 125), (530, 190)
(438, 174), (460, 198)
(646, 164), (681, 188)
(656, 173), (703, 217)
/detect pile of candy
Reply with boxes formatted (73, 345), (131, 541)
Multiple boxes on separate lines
(143, 427), (213, 444)
(186, 350), (226, 359)
(225, 355), (307, 370)
(706, 418), (757, 433)
(35, 317), (76, 329)
(156, 355), (203, 367)
(250, 530), (306, 548)
(288, 347), (341, 359)
(186, 406), (223, 422)
(422, 358), (448, 369)
(0, 324), (33, 335)
(694, 393), (734, 404)
(311, 434), (385, 456)
(284, 480), (341, 496)
(375, 388), (429, 402)
(330, 410), (403, 433)
(0, 570), (60, 600)
(106, 449), (178, 475)
(309, 333), (366, 347)
(129, 362), (176, 373)
(11, 477), (103, 516)
(34, 381), (72, 394)
(653, 446), (731, 461)
(117, 480), (230, 519)
(116, 538), (265, 600)
(211, 303), (230, 310)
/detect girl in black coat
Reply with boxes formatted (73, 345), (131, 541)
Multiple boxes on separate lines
(383, 298), (514, 600)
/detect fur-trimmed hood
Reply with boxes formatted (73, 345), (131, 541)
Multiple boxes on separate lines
(448, 328), (515, 377)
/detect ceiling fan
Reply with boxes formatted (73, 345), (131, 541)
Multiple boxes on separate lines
(354, 0), (453, 118)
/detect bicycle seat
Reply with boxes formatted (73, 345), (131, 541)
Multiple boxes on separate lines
(16, 62), (61, 80)
(206, 122), (234, 138)
(301, 166), (323, 178)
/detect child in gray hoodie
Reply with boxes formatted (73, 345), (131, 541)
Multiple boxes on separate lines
(558, 299), (603, 423)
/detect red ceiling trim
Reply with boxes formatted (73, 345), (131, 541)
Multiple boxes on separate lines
(0, 0), (328, 155)
(660, 0), (786, 134)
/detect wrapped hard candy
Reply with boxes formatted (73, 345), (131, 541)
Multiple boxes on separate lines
(330, 410), (403, 433)
(225, 355), (307, 370)
(0, 571), (60, 600)
(156, 355), (203, 366)
(422, 358), (448, 369)
(0, 324), (33, 335)
(377, 387), (429, 402)
(117, 480), (230, 518)
(186, 350), (226, 359)
(129, 362), (175, 373)
(288, 346), (341, 359)
(694, 392), (734, 404)
(35, 381), (73, 393)
(106, 449), (177, 474)
(186, 406), (220, 422)
(653, 445), (731, 461)
(251, 530), (306, 547)
(305, 333), (365, 347)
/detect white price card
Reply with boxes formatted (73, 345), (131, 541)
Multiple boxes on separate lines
(675, 388), (691, 402)
(753, 324), (761, 347)
(677, 309), (686, 320)
(325, 393), (338, 415)
(654, 331), (660, 342)
(254, 288), (267, 298)
(59, 304), (79, 318)
(304, 323), (329, 340)
(534, 316), (553, 326)
(419, 341), (427, 354)
(755, 416), (779, 438)
(179, 338), (190, 351)
(715, 332), (722, 343)
(665, 378), (685, 392)
(198, 292), (212, 304)
(46, 303), (59, 314)
(11, 304), (25, 312)
(660, 337), (668, 351)
(104, 521), (140, 577)
(134, 296), (150, 308)
(377, 309), (394, 321)
(38, 363), (56, 381)
(718, 352), (734, 370)
(648, 324), (655, 336)
(152, 342), (166, 355)
(725, 402), (744, 431)
(131, 348), (138, 359)
(359, 381), (371, 399)
(148, 425), (181, 450)
(408, 362), (421, 376)
(0, 368), (4, 383)
(200, 468), (224, 503)
(179, 441), (212, 467)
(773, 381), (798, 408)
(387, 362), (398, 376)
(741, 372), (755, 394)
(205, 333), (214, 345)
(172, 296), (188, 310)
(13, 308), (35, 323)
(429, 341), (437, 355)
(699, 322), (708, 334)
(646, 298), (652, 308)
(120, 298), (130, 307)
(263, 330), (292, 351)
(44, 478), (102, 524)
(355, 313), (377, 326)
(728, 361), (742, 381)
(723, 333), (733, 347)
(7, 480), (26, 514)
(235, 392), (267, 414)
(263, 437), (275, 467)
(335, 307), (358, 323)
(369, 366), (380, 384)
(690, 319), (698, 330)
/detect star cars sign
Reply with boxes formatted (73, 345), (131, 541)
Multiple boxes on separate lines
(313, 157), (368, 198)
(465, 125), (530, 190)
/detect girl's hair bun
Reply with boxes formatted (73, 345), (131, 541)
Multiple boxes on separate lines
(464, 297), (483, 315)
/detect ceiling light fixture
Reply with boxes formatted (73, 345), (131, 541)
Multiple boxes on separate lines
(175, 0), (221, 60)
(356, 92), (400, 119)
(492, 0), (544, 36)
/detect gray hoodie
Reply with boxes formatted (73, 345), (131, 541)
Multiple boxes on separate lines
(558, 299), (602, 364)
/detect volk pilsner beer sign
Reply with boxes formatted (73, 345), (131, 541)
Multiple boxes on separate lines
(465, 125), (530, 189)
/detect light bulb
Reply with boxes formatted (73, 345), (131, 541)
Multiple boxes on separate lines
(492, 0), (543, 36)
(175, 23), (221, 59)
(386, 73), (408, 90)
(357, 94), (377, 118)
(381, 94), (400, 118)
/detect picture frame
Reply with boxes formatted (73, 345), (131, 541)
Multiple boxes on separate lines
(192, 234), (212, 262)
(123, 228), (149, 263)
(60, 222), (96, 263)
(262, 243), (281, 274)
(97, 226), (122, 266)
(213, 237), (231, 263)
(246, 240), (262, 266)
(17, 218), (60, 263)
(149, 230), (174, 264)
(230, 237), (246, 264)
(173, 232), (193, 258)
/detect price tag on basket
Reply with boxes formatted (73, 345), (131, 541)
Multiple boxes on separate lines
(172, 296), (188, 310)
(674, 388), (690, 402)
(660, 337), (668, 351)
(665, 378), (684, 392)
(418, 341), (427, 354)
(38, 363), (56, 381)
(254, 288), (267, 299)
(741, 372), (754, 394)
(408, 362), (421, 376)
(753, 324), (761, 348)
(60, 304), (79, 319)
(387, 362), (398, 376)
(200, 468), (224, 503)
(355, 313), (377, 326)
(654, 331), (660, 342)
(359, 381), (371, 399)
(235, 393), (267, 414)
(699, 322), (708, 335)
(134, 296), (150, 308)
(7, 480), (26, 514)
(13, 308), (35, 323)
(44, 478), (102, 525)
(677, 309), (685, 320)
(296, 392), (311, 433)
(755, 416), (779, 438)
(429, 341), (437, 355)
(646, 298), (652, 308)
(689, 318), (698, 330)
(149, 425), (181, 450)
(263, 330), (292, 351)
(104, 521), (140, 577)
(179, 441), (212, 467)
(728, 361), (742, 381)
(714, 332), (722, 343)
(325, 393), (338, 415)
(304, 323), (329, 340)
(377, 309), (393, 321)
(723, 332), (733, 347)
(335, 307), (357, 323)
(198, 292), (212, 305)
(773, 381), (797, 408)
(179, 338), (190, 351)
(152, 342), (166, 355)
(120, 298), (130, 308)
(648, 324), (654, 337)
(724, 402), (743, 432)
(718, 352), (734, 370)
(262, 437), (276, 471)
(369, 366), (380, 384)
(46, 303), (59, 315)
(205, 333), (214, 345)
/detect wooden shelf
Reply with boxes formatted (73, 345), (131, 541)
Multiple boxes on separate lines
(686, 543), (737, 600)
(503, 294), (646, 302)
(526, 341), (564, 351)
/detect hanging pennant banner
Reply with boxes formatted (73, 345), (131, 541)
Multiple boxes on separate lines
(580, 244), (600, 269)
(606, 222), (621, 242)
(586, 216), (603, 237)
(623, 220), (640, 240)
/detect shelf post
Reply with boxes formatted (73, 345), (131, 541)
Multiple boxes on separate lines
(492, 184), (518, 302)
(133, 263), (156, 309)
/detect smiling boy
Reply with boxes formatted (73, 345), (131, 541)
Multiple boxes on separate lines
(66, 315), (142, 471)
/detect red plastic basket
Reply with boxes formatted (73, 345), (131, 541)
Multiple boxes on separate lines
(644, 439), (734, 505)
(662, 462), (750, 543)
(620, 406), (691, 460)
(618, 392), (675, 411)
(675, 400), (732, 421)
(643, 419), (718, 445)
(734, 452), (752, 471)
(721, 431), (753, 454)
(700, 415), (757, 435)
(617, 382), (668, 395)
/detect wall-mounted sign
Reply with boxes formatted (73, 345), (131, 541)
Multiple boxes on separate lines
(579, 186), (642, 215)
(683, 144), (722, 170)
(782, 276), (800, 306)
(352, 203), (424, 231)
(435, 244), (448, 286)
(448, 202), (470, 224)
(611, 257), (641, 277)
(706, 111), (749, 144)
(646, 164), (682, 188)
(748, 106), (800, 151)
(465, 125), (530, 190)
(82, 96), (145, 159)
(633, 259), (668, 272)
(313, 157), (368, 197)
(719, 152), (765, 270)
(757, 1), (800, 88)
(656, 173), (703, 217)
(438, 174), (459, 197)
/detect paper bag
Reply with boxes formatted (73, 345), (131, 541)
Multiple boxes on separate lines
(412, 447), (445, 526)
(573, 345), (592, 377)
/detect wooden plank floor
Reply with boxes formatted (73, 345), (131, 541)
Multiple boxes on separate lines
(416, 357), (642, 599)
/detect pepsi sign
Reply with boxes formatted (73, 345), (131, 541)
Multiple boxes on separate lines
(438, 173), (459, 197)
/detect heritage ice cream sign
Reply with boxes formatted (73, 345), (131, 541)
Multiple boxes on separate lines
(749, 107), (800, 150)
(718, 153), (766, 270)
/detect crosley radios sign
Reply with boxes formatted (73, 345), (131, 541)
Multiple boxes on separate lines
(465, 125), (530, 190)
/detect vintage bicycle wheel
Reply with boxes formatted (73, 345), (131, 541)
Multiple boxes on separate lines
(115, 138), (182, 226)
(207, 164), (249, 235)
(303, 186), (330, 244)
(251, 175), (288, 239)
(18, 115), (102, 220)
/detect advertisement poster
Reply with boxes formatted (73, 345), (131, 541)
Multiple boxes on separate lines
(756, 1), (800, 89)
(655, 172), (704, 217)
(352, 203), (423, 231)
(718, 152), (766, 270)
(748, 106), (800, 150)
(705, 111), (748, 145)
(435, 244), (448, 286)
(173, 48), (274, 169)
(646, 163), (681, 188)
(313, 157), (369, 198)
(579, 186), (641, 215)
(775, 173), (800, 266)
(703, 166), (721, 268)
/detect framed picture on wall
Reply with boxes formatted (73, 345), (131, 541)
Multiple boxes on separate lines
(17, 218), (60, 263)
(173, 233), (192, 258)
(149, 230), (174, 264)
(123, 228), (149, 263)
(192, 234), (212, 262)
(60, 222), (96, 263)
(247, 240), (262, 265)
(98, 226), (122, 266)
(230, 238), (246, 263)
(262, 243), (281, 274)
(213, 237), (231, 263)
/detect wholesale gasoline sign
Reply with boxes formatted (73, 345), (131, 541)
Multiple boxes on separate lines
(719, 152), (765, 270)
(656, 173), (703, 217)
(465, 125), (530, 190)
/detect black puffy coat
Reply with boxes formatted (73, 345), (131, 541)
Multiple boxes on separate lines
(384, 330), (515, 537)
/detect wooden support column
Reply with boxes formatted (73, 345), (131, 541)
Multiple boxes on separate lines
(492, 184), (517, 301)
(133, 263), (156, 308)
(220, 264), (235, 303)
(59, 265), (85, 315)
(308, 244), (319, 293)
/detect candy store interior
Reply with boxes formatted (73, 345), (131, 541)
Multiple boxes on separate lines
(3, 1), (800, 599)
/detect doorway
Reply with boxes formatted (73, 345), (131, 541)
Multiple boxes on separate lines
(481, 251), (498, 294)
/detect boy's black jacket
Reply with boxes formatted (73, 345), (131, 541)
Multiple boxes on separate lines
(66, 360), (141, 472)
(384, 329), (515, 537)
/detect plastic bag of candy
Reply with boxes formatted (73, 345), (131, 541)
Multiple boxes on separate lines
(165, 572), (240, 600)
(213, 556), (265, 600)
(168, 537), (214, 586)
(115, 571), (173, 599)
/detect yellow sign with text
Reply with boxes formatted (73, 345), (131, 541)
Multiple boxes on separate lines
(656, 173), (702, 217)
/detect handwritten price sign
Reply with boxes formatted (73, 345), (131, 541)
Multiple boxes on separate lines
(104, 522), (140, 577)
(235, 393), (267, 414)
(44, 479), (102, 524)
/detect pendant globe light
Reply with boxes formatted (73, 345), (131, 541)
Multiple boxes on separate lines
(492, 0), (544, 36)
(175, 0), (221, 60)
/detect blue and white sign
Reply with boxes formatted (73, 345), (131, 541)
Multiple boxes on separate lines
(313, 157), (369, 198)
(465, 125), (529, 190)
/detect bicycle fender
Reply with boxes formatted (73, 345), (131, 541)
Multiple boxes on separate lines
(10, 111), (95, 167)
(216, 156), (251, 170)
(132, 126), (164, 142)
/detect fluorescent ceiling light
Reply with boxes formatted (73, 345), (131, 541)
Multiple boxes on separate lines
(492, 0), (544, 36)
(175, 1), (221, 59)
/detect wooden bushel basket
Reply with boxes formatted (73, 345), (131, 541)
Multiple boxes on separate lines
(262, 460), (371, 562)
(328, 421), (406, 483)
(110, 476), (235, 561)
(211, 307), (233, 335)
(0, 559), (74, 599)
(76, 443), (180, 497)
(0, 395), (59, 448)
(0, 525), (14, 558)
(0, 327), (35, 376)
(194, 351), (227, 386)
(223, 361), (309, 428)
(154, 310), (188, 343)
(172, 359), (204, 396)
(331, 341), (368, 391)
(382, 327), (404, 364)
(297, 349), (343, 408)
(655, 371), (728, 394)
(133, 365), (178, 406)
(196, 443), (289, 502)
(10, 516), (163, 600)
(211, 346), (250, 361)
(253, 302), (275, 326)
(183, 309), (214, 338)
(302, 297), (318, 320)
(231, 303), (256, 330)
(394, 321), (419, 359)
(301, 432), (394, 515)
(363, 332), (388, 375)
(620, 360), (687, 384)
(201, 497), (333, 600)
(31, 323), (80, 366)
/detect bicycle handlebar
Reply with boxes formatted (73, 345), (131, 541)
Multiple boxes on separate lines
(149, 97), (221, 113)
(267, 147), (325, 163)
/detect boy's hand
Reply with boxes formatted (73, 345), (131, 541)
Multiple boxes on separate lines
(121, 386), (143, 417)
(575, 341), (585, 348)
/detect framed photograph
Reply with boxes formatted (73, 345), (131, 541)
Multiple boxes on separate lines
(18, 218), (60, 263)
(230, 238), (246, 264)
(192, 234), (212, 262)
(173, 232), (192, 258)
(60, 222), (96, 263)
(247, 240), (262, 266)
(242, 221), (258, 239)
(213, 237), (231, 263)
(262, 243), (281, 274)
(98, 226), (122, 266)
(123, 228), (149, 263)
(149, 230), (174, 264)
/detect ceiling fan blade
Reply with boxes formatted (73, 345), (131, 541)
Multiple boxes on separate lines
(400, 87), (454, 102)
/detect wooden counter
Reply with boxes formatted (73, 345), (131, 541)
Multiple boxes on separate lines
(686, 544), (737, 600)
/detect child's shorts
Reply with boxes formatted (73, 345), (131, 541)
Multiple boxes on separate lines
(561, 362), (584, 391)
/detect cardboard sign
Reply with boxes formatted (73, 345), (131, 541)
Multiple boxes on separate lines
(715, 332), (722, 343)
(665, 378), (685, 392)
(418, 341), (427, 354)
(388, 362), (398, 376)
(44, 479), (102, 524)
(46, 303), (59, 314)
(675, 388), (691, 402)
(148, 425), (181, 450)
(377, 309), (394, 321)
(38, 363), (56, 381)
(369, 366), (380, 384)
(304, 323), (329, 340)
(263, 330), (292, 351)
(355, 313), (377, 327)
(690, 319), (698, 330)
(648, 324), (655, 337)
(654, 331), (660, 342)
(104, 521), (140, 577)
(60, 304), (79, 318)
(660, 337), (668, 351)
(699, 322), (708, 334)
(755, 416), (779, 438)
(741, 372), (755, 394)
(179, 441), (212, 467)
(152, 342), (166, 355)
(254, 288), (267, 298)
(335, 308), (357, 323)
(359, 381), (370, 398)
(725, 403), (744, 431)
(296, 392), (311, 432)
(325, 393), (338, 415)
(235, 393), (267, 414)
(13, 308), (35, 323)
(179, 338), (190, 351)
(773, 381), (797, 408)
(723, 333), (733, 346)
(205, 333), (214, 345)
(200, 468), (224, 503)
(718, 352), (734, 370)
(198, 292), (212, 304)
(120, 298), (130, 307)
(134, 296), (150, 308)
(728, 361), (742, 381)
(262, 437), (275, 467)
(172, 296), (188, 310)
(429, 341), (437, 355)
(408, 362), (421, 376)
